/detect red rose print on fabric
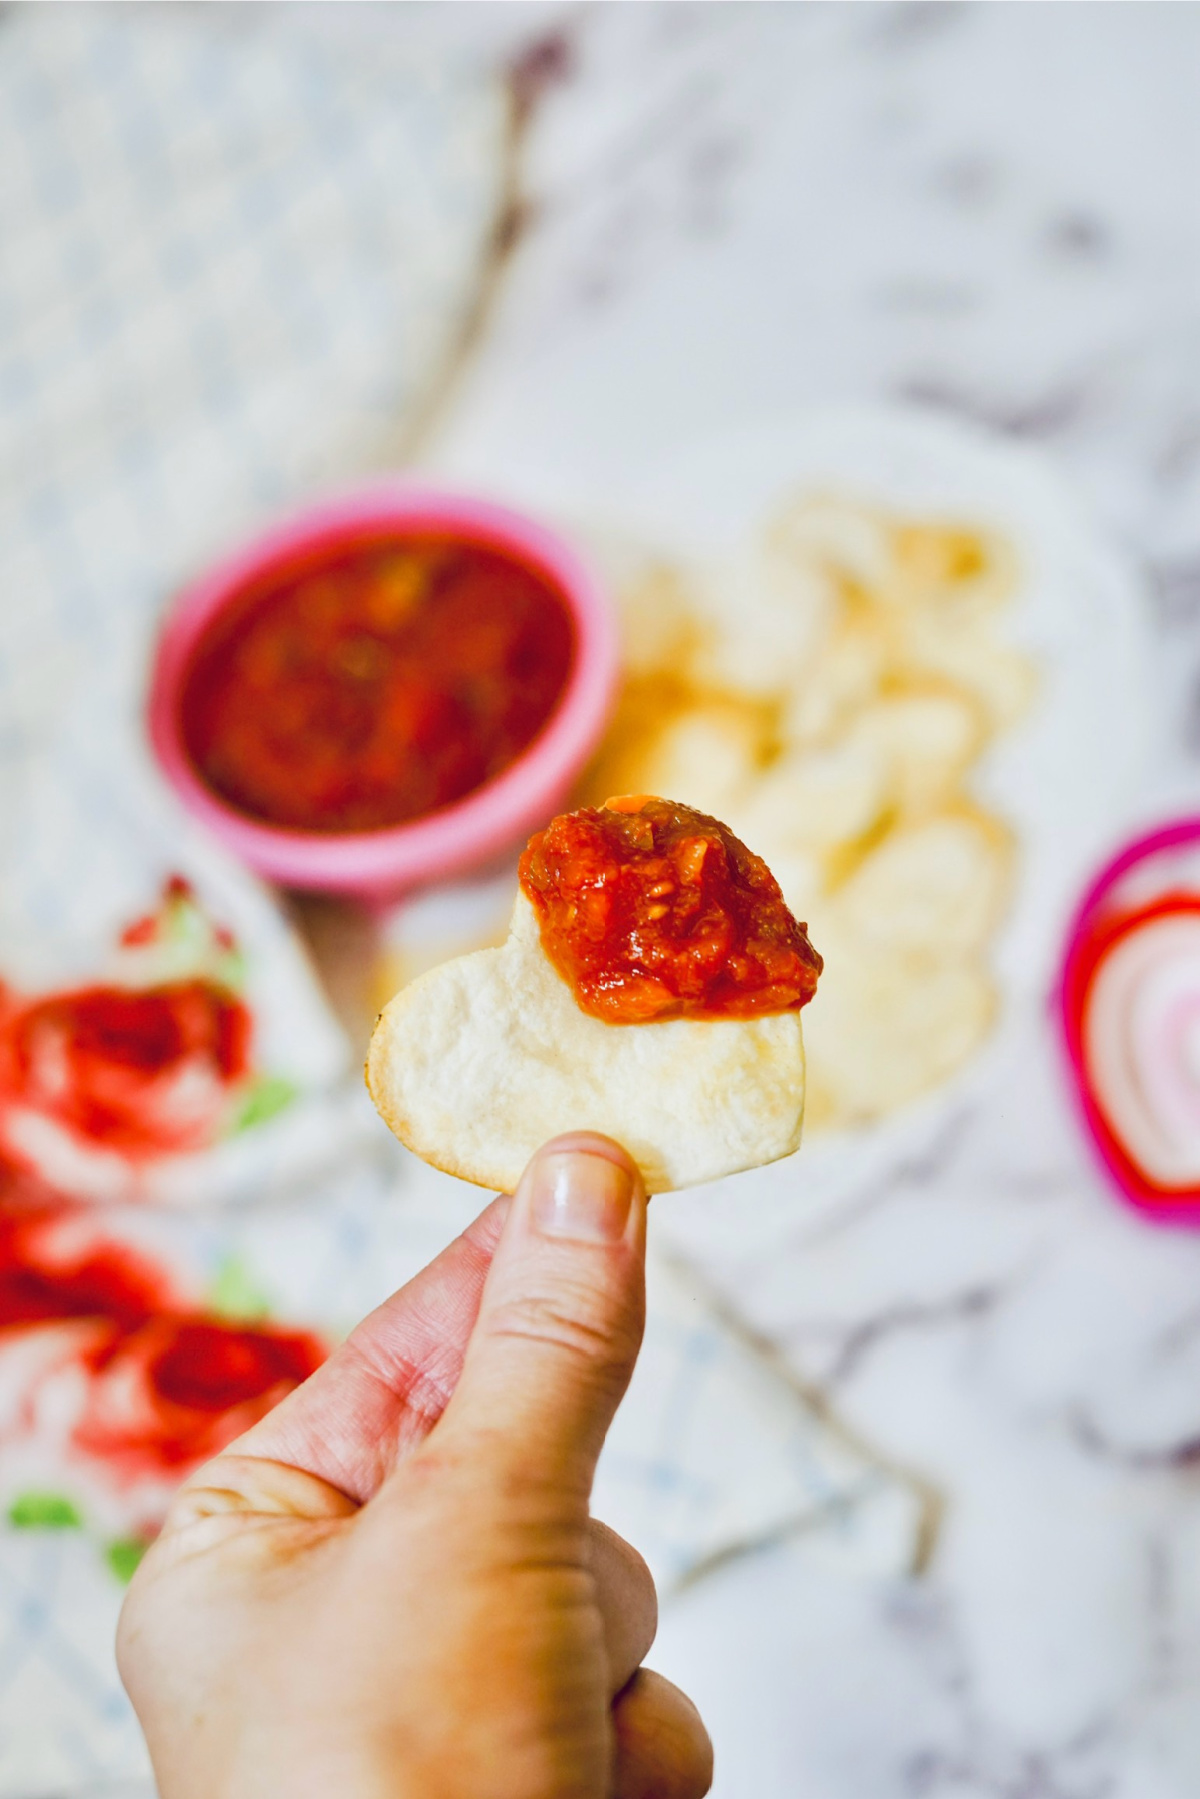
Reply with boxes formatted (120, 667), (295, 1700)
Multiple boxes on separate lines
(0, 979), (252, 1161)
(72, 1313), (326, 1483)
(0, 1168), (326, 1522)
(0, 883), (324, 1566)
(0, 878), (277, 1197)
(0, 1186), (175, 1334)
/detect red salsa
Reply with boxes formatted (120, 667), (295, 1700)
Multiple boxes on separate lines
(519, 796), (823, 1024)
(180, 537), (575, 833)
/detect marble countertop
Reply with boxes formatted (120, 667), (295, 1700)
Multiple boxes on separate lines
(393, 7), (1200, 1796)
(230, 5), (1200, 1795)
(15, 8), (1200, 1795)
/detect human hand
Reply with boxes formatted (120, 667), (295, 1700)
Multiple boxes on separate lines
(117, 1133), (713, 1799)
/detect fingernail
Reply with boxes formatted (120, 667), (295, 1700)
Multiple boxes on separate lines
(530, 1150), (633, 1244)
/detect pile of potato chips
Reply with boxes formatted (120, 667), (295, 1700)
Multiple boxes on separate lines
(577, 493), (1036, 1131)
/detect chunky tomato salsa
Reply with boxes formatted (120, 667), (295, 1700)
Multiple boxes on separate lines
(180, 537), (574, 834)
(519, 796), (822, 1024)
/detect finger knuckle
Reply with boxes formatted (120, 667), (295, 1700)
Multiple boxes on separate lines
(489, 1286), (641, 1381)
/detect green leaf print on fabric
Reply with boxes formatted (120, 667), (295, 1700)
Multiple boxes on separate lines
(8, 1491), (84, 1529)
(232, 1074), (297, 1134)
(208, 1254), (272, 1322)
(106, 1538), (150, 1583)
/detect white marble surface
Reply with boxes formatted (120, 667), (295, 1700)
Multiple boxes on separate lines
(394, 5), (1200, 1795)
(168, 5), (1200, 1794)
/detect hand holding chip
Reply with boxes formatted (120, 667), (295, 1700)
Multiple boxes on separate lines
(116, 1134), (713, 1799)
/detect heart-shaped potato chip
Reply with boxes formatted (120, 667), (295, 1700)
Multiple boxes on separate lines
(367, 890), (807, 1195)
(369, 796), (824, 1195)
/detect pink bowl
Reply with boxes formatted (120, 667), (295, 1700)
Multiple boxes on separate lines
(148, 485), (618, 902)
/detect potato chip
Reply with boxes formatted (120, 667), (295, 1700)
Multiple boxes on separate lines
(893, 612), (1036, 730)
(885, 521), (1015, 614)
(755, 846), (825, 927)
(367, 890), (808, 1195)
(783, 618), (889, 746)
(799, 921), (995, 1125)
(847, 688), (984, 817)
(769, 493), (894, 593)
(833, 809), (1011, 958)
(737, 736), (888, 855)
(628, 703), (764, 823)
(615, 564), (706, 677)
(690, 545), (831, 696)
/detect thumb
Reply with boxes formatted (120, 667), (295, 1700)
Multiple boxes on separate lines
(431, 1133), (647, 1520)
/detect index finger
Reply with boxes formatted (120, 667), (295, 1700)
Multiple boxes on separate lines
(230, 1193), (509, 1503)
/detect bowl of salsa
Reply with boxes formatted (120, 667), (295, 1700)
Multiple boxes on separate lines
(148, 487), (617, 900)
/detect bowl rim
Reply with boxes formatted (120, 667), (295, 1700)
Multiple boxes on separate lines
(147, 483), (618, 895)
